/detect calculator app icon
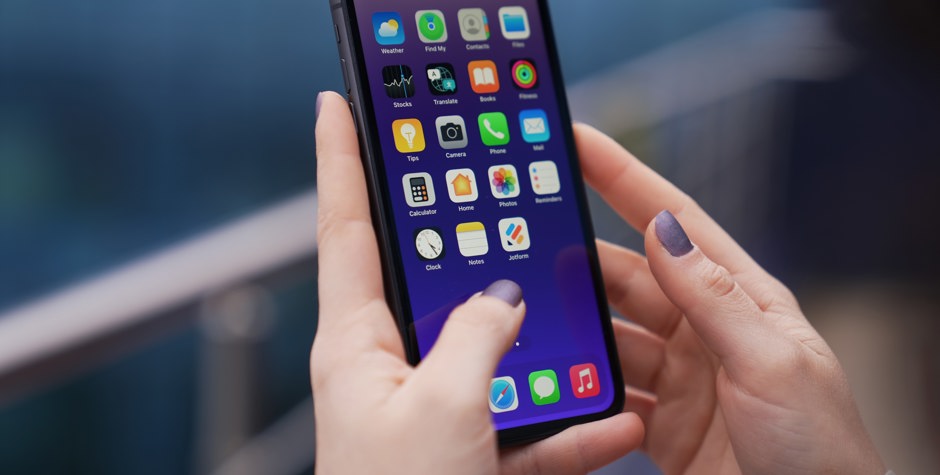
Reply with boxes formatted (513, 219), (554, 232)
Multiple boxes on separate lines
(402, 173), (436, 208)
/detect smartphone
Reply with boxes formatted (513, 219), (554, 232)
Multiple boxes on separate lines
(329, 0), (624, 445)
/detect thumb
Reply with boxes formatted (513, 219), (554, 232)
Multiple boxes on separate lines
(414, 280), (526, 405)
(644, 211), (787, 379)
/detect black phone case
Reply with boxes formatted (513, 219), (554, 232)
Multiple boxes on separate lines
(328, 0), (625, 446)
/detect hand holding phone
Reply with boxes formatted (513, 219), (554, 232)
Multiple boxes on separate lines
(311, 92), (644, 474)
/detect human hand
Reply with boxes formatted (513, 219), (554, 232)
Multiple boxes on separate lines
(310, 92), (644, 474)
(576, 124), (886, 474)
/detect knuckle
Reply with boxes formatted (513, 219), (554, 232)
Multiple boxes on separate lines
(700, 261), (738, 300)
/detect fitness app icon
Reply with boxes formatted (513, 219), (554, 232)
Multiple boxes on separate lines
(415, 10), (448, 43)
(511, 59), (538, 90)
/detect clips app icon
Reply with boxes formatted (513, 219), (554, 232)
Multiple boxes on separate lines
(416, 10), (447, 43)
(498, 217), (530, 252)
(373, 12), (405, 45)
(382, 65), (415, 99)
(511, 59), (538, 89)
(489, 377), (519, 413)
(426, 63), (457, 95)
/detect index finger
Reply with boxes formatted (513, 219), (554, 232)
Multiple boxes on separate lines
(575, 123), (788, 303)
(315, 91), (387, 325)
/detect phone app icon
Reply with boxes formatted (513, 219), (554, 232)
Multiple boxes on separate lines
(426, 63), (457, 95)
(489, 377), (519, 413)
(468, 60), (500, 94)
(510, 59), (538, 90)
(569, 363), (601, 398)
(392, 119), (426, 153)
(415, 228), (445, 261)
(458, 8), (490, 42)
(382, 65), (415, 99)
(435, 115), (468, 150)
(402, 172), (436, 208)
(528, 369), (559, 405)
(529, 161), (561, 195)
(373, 12), (405, 45)
(445, 168), (478, 203)
(478, 112), (510, 146)
(456, 222), (489, 257)
(415, 10), (447, 43)
(519, 109), (550, 144)
(488, 165), (520, 199)
(499, 7), (531, 40)
(498, 217), (531, 252)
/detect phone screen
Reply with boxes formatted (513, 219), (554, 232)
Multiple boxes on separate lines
(341, 0), (620, 433)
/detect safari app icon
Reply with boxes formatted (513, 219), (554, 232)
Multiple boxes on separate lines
(489, 377), (519, 413)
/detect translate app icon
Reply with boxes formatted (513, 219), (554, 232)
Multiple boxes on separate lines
(373, 12), (405, 45)
(528, 370), (560, 405)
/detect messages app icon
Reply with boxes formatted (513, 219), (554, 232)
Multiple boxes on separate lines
(528, 369), (560, 405)
(373, 12), (405, 45)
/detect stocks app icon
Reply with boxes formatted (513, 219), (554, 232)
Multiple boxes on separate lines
(382, 65), (415, 99)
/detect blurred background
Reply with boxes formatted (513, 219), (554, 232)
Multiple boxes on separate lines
(1, 0), (938, 473)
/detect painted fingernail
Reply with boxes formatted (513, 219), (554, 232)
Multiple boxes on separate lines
(482, 280), (523, 307)
(655, 210), (693, 257)
(316, 92), (325, 119)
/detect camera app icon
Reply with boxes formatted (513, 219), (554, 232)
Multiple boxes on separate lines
(435, 115), (468, 150)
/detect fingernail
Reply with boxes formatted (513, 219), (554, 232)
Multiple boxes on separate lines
(655, 210), (693, 257)
(482, 280), (523, 307)
(316, 92), (325, 119)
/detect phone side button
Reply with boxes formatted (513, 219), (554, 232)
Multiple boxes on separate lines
(334, 23), (341, 43)
(339, 58), (351, 94)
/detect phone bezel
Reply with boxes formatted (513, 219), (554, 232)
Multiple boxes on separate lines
(330, 0), (625, 446)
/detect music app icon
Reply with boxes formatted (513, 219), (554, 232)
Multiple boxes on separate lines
(569, 363), (600, 399)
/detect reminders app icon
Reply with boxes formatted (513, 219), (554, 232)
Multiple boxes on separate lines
(373, 12), (405, 45)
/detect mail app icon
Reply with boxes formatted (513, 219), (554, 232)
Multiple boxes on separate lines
(519, 109), (550, 143)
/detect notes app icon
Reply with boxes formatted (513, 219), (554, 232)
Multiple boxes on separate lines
(456, 222), (489, 257)
(569, 363), (600, 399)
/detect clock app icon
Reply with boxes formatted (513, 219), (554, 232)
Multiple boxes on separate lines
(415, 228), (445, 261)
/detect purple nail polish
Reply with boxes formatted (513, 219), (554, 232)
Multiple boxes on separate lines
(316, 92), (325, 119)
(482, 280), (523, 307)
(655, 210), (693, 257)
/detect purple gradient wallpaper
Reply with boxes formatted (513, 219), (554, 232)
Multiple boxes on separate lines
(350, 0), (615, 430)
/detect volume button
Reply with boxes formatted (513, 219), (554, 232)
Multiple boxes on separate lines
(334, 23), (341, 43)
(339, 58), (351, 93)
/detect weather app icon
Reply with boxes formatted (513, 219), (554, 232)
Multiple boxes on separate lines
(373, 12), (405, 45)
